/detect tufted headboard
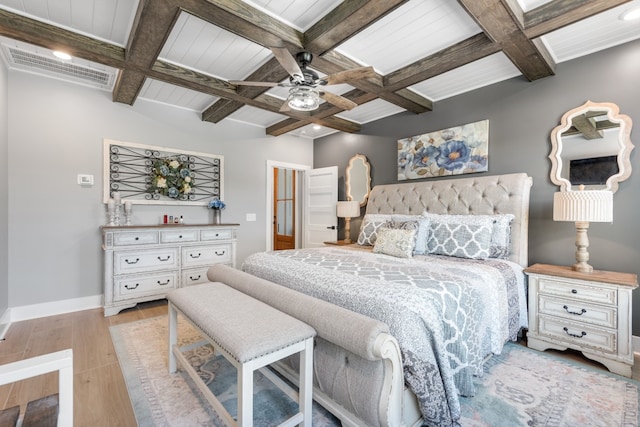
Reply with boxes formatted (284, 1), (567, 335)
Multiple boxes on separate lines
(365, 173), (533, 266)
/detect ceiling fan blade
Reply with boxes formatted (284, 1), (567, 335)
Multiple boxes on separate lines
(279, 100), (291, 112)
(229, 80), (280, 87)
(270, 47), (303, 81)
(320, 91), (358, 110)
(319, 66), (376, 85)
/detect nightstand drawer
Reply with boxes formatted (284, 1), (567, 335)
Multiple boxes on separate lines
(538, 315), (616, 354)
(160, 229), (199, 243)
(181, 267), (211, 286)
(201, 229), (234, 241)
(114, 271), (178, 301)
(112, 231), (159, 246)
(538, 295), (617, 328)
(182, 244), (232, 267)
(114, 248), (179, 274)
(538, 277), (617, 305)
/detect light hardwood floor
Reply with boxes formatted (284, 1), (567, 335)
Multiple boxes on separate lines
(0, 300), (639, 426)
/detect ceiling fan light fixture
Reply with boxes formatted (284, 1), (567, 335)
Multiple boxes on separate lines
(287, 86), (320, 111)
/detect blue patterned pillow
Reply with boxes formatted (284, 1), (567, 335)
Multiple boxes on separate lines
(426, 217), (493, 259)
(357, 214), (392, 246)
(373, 228), (416, 258)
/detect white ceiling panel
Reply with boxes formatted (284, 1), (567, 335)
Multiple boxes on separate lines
(160, 12), (272, 80)
(410, 53), (521, 101)
(542, 0), (640, 62)
(336, 99), (404, 124)
(228, 105), (286, 127)
(139, 79), (219, 112)
(243, 0), (343, 31)
(0, 0), (137, 46)
(336, 0), (481, 74)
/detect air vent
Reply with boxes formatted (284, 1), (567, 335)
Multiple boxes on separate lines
(6, 46), (115, 88)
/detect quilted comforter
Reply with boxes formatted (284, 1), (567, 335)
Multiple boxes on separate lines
(242, 247), (527, 427)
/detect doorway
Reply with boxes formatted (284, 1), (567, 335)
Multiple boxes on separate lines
(273, 167), (296, 250)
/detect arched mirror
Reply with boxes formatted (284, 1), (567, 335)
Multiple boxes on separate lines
(345, 154), (371, 207)
(550, 101), (634, 193)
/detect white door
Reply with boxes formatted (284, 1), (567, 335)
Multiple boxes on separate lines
(303, 166), (338, 247)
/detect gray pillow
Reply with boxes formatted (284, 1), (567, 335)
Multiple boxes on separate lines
(373, 228), (416, 258)
(357, 214), (393, 246)
(424, 214), (493, 259)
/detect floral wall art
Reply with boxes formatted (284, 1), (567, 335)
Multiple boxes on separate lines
(103, 139), (223, 205)
(397, 119), (489, 180)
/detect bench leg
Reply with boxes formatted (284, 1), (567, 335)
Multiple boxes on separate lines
(299, 338), (313, 427)
(238, 364), (253, 427)
(168, 303), (178, 374)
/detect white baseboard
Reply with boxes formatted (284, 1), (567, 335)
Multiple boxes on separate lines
(0, 308), (11, 340)
(8, 294), (103, 323)
(634, 335), (640, 356)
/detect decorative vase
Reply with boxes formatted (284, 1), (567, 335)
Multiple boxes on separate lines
(212, 209), (222, 224)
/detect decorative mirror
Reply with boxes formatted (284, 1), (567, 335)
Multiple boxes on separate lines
(345, 154), (372, 206)
(549, 101), (634, 193)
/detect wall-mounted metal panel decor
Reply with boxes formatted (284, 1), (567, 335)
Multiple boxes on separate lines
(397, 119), (489, 181)
(103, 139), (224, 206)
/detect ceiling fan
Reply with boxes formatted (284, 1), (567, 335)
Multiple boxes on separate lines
(230, 47), (375, 112)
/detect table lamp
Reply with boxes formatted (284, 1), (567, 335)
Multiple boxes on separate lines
(336, 201), (361, 243)
(553, 187), (613, 273)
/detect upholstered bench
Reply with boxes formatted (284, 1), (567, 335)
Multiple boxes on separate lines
(167, 282), (316, 427)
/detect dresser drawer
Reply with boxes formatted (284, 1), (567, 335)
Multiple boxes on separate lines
(201, 229), (234, 241)
(182, 244), (232, 267)
(160, 229), (199, 243)
(538, 295), (617, 328)
(114, 271), (178, 301)
(538, 277), (617, 305)
(181, 267), (211, 287)
(538, 315), (616, 354)
(112, 231), (158, 246)
(114, 248), (179, 274)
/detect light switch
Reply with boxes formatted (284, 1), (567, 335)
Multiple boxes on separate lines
(246, 213), (256, 222)
(77, 174), (94, 186)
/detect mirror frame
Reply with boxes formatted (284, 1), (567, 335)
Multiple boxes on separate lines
(549, 100), (634, 193)
(345, 154), (372, 207)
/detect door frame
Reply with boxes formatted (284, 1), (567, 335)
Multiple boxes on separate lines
(266, 160), (311, 251)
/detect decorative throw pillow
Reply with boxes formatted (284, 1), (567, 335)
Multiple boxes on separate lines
(388, 214), (430, 255)
(424, 214), (493, 259)
(372, 227), (417, 258)
(423, 212), (514, 259)
(357, 214), (393, 246)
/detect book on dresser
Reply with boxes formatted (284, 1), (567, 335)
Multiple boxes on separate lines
(101, 224), (238, 316)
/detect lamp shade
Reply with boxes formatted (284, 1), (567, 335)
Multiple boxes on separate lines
(553, 190), (613, 223)
(336, 200), (360, 218)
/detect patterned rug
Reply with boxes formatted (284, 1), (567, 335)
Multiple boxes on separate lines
(110, 315), (640, 426)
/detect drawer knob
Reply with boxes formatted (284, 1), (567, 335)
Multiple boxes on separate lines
(190, 253), (202, 259)
(157, 256), (171, 262)
(190, 275), (201, 281)
(157, 279), (171, 286)
(563, 305), (587, 316)
(125, 283), (139, 290)
(179, 235), (183, 238)
(135, 237), (139, 241)
(215, 250), (226, 256)
(571, 289), (578, 294)
(125, 258), (140, 265)
(563, 327), (586, 339)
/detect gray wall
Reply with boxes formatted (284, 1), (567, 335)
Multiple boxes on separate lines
(315, 39), (640, 334)
(0, 52), (8, 319)
(7, 71), (312, 308)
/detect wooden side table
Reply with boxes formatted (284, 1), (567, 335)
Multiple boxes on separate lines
(525, 263), (638, 377)
(324, 240), (354, 246)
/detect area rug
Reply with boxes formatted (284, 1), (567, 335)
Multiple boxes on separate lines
(110, 315), (640, 426)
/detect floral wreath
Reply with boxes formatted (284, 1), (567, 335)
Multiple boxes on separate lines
(147, 157), (194, 199)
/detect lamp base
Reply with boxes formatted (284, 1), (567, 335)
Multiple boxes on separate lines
(344, 218), (352, 244)
(573, 221), (593, 273)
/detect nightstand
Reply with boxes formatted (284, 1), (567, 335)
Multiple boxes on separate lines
(324, 240), (354, 246)
(525, 263), (638, 377)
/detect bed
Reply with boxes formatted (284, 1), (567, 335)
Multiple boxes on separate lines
(210, 172), (533, 427)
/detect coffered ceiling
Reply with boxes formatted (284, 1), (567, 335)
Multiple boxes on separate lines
(0, 0), (639, 139)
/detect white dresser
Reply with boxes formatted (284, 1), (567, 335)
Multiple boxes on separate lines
(101, 224), (238, 316)
(525, 263), (638, 377)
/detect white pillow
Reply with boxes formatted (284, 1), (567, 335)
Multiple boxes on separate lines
(373, 227), (416, 258)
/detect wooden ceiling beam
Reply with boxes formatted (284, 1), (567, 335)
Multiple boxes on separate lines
(304, 0), (408, 54)
(524, 0), (631, 38)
